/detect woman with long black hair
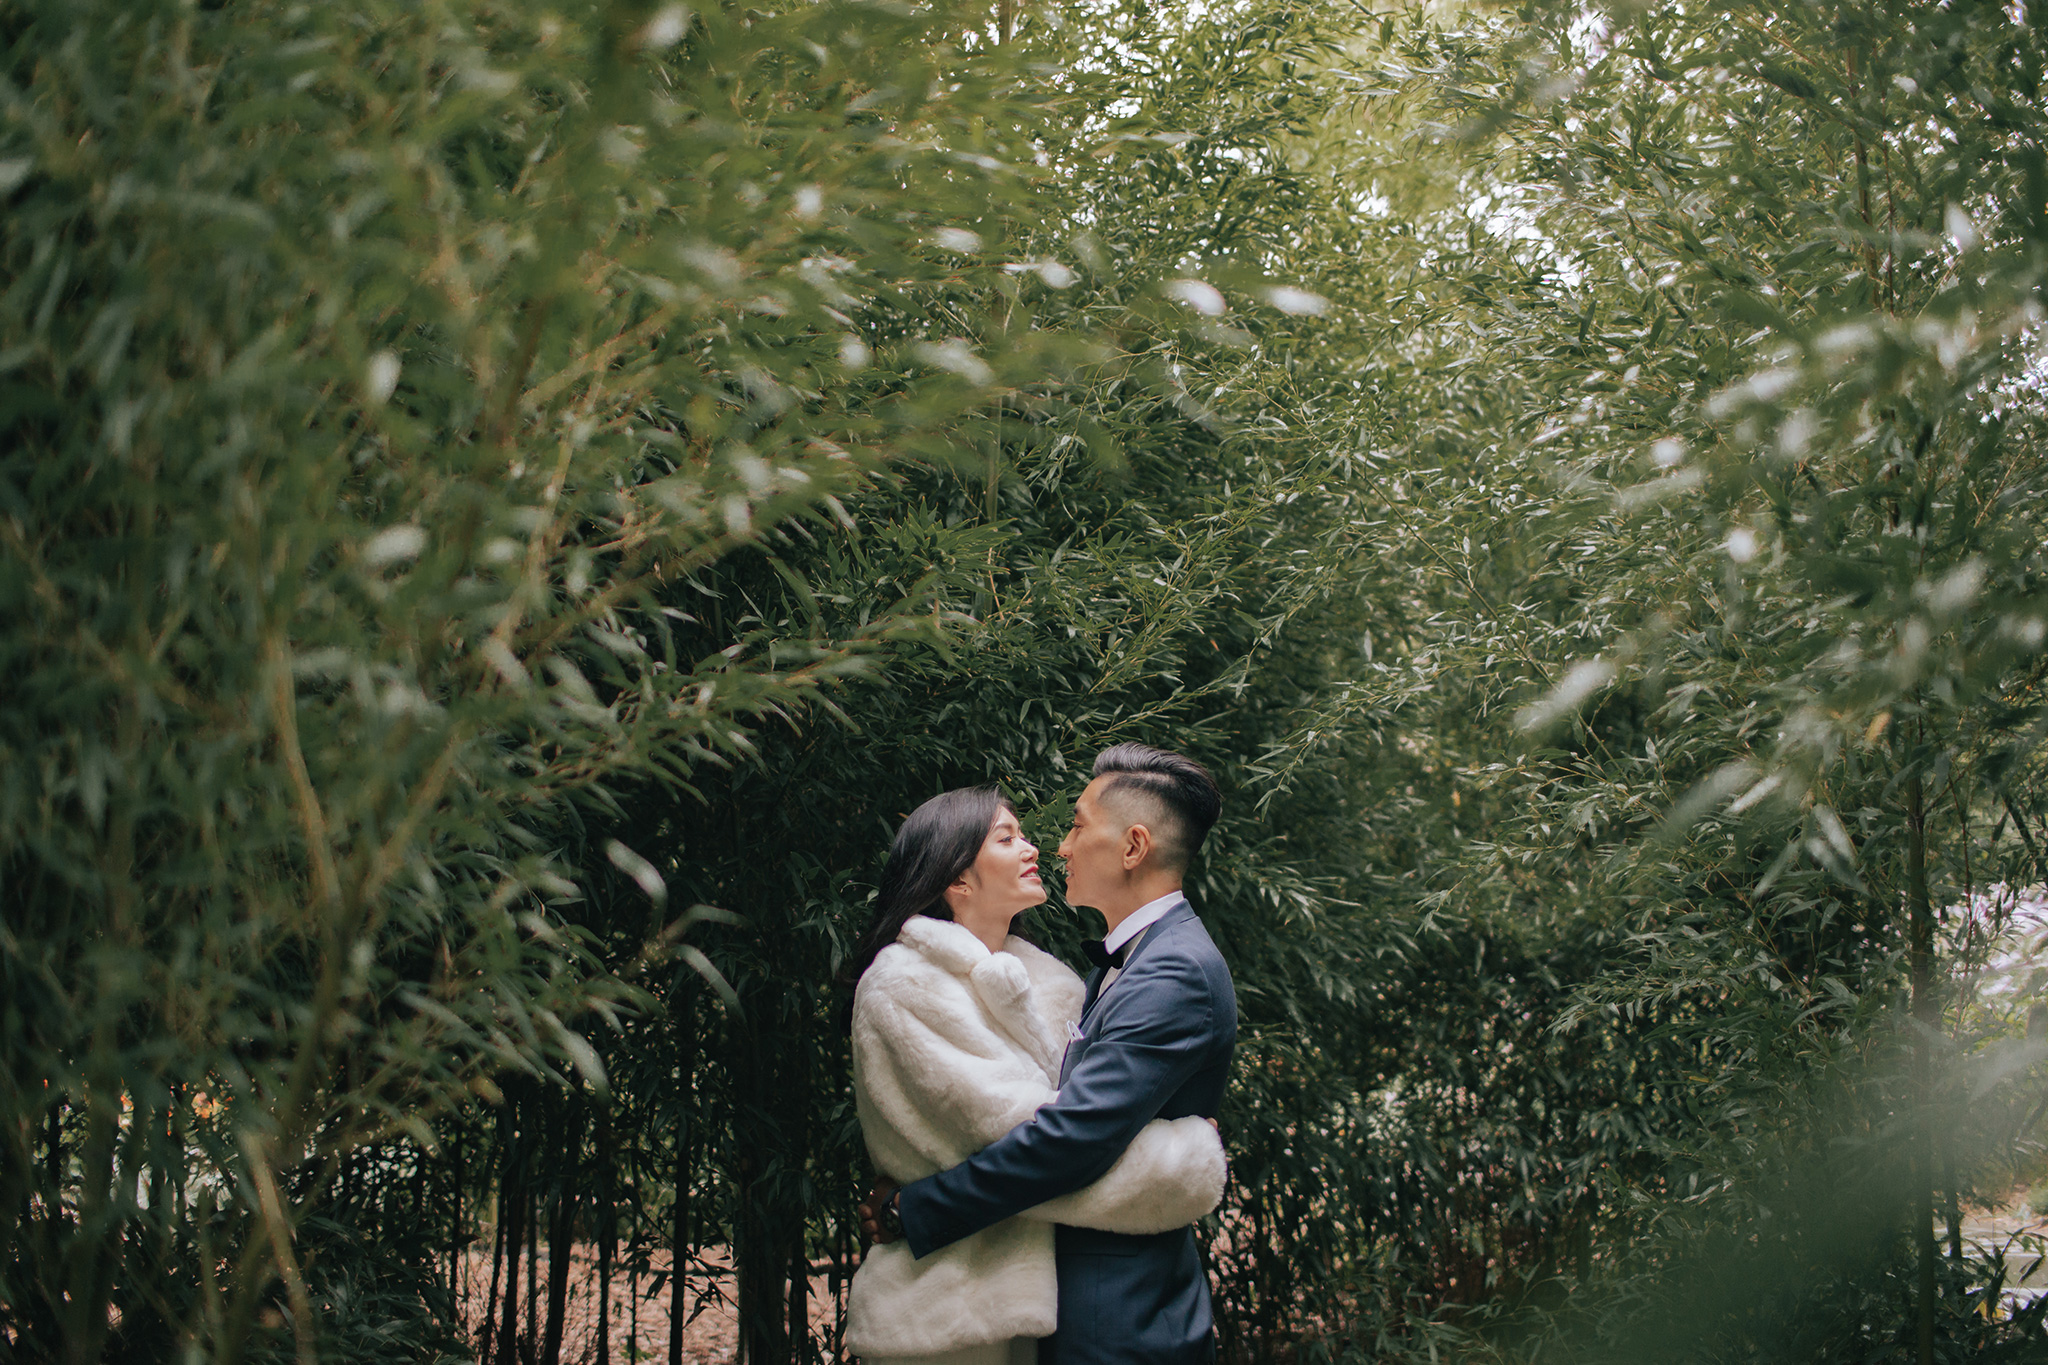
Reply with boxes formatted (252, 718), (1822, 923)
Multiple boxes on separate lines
(842, 788), (1225, 1365)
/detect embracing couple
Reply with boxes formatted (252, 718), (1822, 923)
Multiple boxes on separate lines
(844, 742), (1236, 1365)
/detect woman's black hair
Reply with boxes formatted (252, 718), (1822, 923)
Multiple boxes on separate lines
(843, 786), (1013, 995)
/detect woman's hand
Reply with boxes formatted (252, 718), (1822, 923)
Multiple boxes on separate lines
(858, 1176), (903, 1245)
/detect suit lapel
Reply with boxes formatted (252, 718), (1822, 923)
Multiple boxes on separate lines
(1062, 899), (1195, 1085)
(1116, 898), (1191, 977)
(1078, 898), (1192, 1026)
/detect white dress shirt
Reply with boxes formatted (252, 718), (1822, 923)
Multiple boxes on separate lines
(1097, 890), (1185, 996)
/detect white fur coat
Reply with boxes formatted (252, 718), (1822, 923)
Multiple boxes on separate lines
(845, 916), (1227, 1357)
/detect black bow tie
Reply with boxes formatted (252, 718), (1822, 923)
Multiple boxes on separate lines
(1082, 939), (1129, 971)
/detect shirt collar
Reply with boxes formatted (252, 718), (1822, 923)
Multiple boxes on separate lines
(1103, 890), (1184, 956)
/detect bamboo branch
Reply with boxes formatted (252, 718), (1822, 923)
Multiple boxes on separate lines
(267, 639), (343, 914)
(242, 1132), (319, 1365)
(524, 305), (679, 411)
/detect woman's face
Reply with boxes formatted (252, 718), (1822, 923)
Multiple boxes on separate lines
(946, 808), (1046, 922)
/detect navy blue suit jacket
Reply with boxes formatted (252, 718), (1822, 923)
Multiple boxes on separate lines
(898, 899), (1237, 1363)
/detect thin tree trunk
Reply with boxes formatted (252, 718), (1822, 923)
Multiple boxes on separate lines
(670, 976), (697, 1365)
(414, 1140), (429, 1253)
(829, 1195), (847, 1352)
(453, 1124), (466, 1303)
(493, 1186), (524, 1365)
(171, 1083), (188, 1270)
(525, 1177), (540, 1364)
(494, 1090), (527, 1365)
(480, 1132), (506, 1363)
(541, 1088), (579, 1365)
(1943, 1144), (1963, 1262)
(786, 1243), (809, 1365)
(736, 1141), (787, 1365)
(598, 1102), (614, 1365)
(786, 1024), (812, 1365)
(735, 1000), (790, 1365)
(1906, 763), (1938, 1365)
(47, 1097), (61, 1204)
(541, 1182), (575, 1365)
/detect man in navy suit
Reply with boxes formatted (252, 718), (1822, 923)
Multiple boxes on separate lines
(861, 743), (1237, 1364)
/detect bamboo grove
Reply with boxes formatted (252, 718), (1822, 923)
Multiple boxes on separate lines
(6, 1), (2048, 1363)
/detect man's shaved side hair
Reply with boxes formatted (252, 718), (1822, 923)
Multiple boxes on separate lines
(1091, 742), (1222, 873)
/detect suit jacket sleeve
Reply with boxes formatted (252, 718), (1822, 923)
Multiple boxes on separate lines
(897, 947), (1219, 1258)
(1019, 1114), (1225, 1234)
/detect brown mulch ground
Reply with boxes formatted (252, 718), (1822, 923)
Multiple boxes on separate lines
(450, 1194), (2048, 1362)
(454, 1245), (852, 1365)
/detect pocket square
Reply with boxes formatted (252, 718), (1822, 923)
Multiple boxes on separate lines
(1066, 1020), (1085, 1041)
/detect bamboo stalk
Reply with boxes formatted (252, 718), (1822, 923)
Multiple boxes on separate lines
(1906, 761), (1937, 1365)
(525, 1176), (540, 1361)
(671, 975), (696, 1365)
(599, 1101), (615, 1365)
(480, 1146), (506, 1364)
(494, 1090), (526, 1365)
(542, 1086), (579, 1365)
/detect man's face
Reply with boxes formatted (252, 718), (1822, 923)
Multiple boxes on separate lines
(1055, 777), (1128, 910)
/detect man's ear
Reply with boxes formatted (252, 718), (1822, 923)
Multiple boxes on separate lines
(1121, 823), (1153, 870)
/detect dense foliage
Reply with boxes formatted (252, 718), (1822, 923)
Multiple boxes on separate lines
(6, 1), (2048, 1364)
(1342, 1), (2048, 1357)
(0, 1), (1096, 1359)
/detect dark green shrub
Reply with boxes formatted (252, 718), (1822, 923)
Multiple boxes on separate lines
(0, 1), (1083, 1359)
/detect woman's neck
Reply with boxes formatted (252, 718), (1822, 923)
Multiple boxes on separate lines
(950, 904), (1012, 954)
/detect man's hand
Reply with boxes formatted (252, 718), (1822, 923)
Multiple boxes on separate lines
(858, 1177), (902, 1246)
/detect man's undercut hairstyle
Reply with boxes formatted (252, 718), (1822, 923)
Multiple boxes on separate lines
(1091, 743), (1222, 872)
